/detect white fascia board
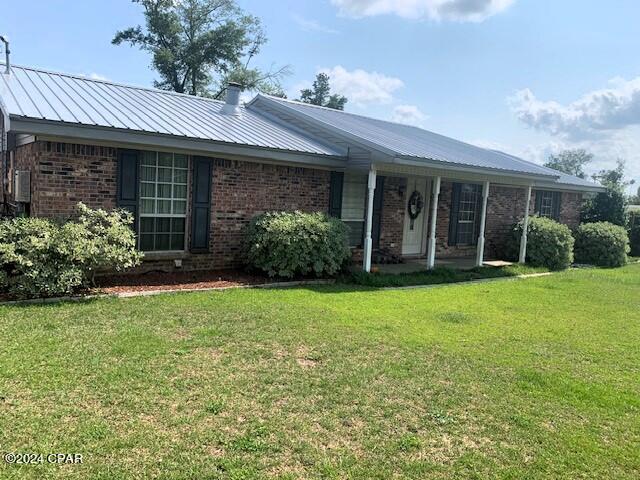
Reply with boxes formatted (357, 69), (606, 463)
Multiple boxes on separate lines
(9, 117), (347, 168)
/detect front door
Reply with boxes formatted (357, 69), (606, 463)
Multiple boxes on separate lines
(402, 177), (429, 256)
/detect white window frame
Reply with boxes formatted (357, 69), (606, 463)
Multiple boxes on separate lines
(138, 151), (189, 253)
(539, 191), (555, 218)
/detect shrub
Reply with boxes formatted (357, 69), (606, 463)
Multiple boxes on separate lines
(243, 211), (351, 278)
(574, 222), (629, 267)
(508, 216), (574, 270)
(0, 203), (142, 299)
(628, 211), (640, 257)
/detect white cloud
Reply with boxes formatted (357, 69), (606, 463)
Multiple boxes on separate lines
(291, 14), (339, 34)
(331, 0), (515, 22)
(391, 104), (427, 126)
(87, 72), (110, 81)
(509, 77), (640, 140)
(318, 65), (404, 105)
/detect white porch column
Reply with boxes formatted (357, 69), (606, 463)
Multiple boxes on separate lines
(427, 176), (441, 270)
(519, 185), (533, 264)
(476, 181), (490, 267)
(362, 167), (377, 272)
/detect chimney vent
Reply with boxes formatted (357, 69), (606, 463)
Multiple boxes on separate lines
(0, 36), (10, 74)
(220, 82), (242, 116)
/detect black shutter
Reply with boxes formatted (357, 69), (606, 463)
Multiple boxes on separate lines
(534, 190), (543, 215)
(190, 156), (213, 252)
(372, 176), (385, 249)
(448, 183), (461, 246)
(328, 172), (344, 218)
(116, 149), (139, 232)
(472, 184), (483, 246)
(552, 191), (562, 220)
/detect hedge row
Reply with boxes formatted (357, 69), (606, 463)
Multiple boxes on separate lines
(509, 216), (629, 270)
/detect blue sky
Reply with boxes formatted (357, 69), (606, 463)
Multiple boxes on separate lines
(2, 0), (639, 191)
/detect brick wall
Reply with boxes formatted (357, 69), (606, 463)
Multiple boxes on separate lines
(14, 141), (117, 217)
(379, 176), (406, 255)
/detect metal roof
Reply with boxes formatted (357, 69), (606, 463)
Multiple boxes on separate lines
(249, 95), (560, 177)
(0, 65), (341, 157)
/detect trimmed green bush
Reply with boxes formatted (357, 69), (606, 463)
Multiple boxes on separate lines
(243, 211), (351, 278)
(508, 216), (574, 270)
(574, 222), (629, 267)
(628, 211), (640, 257)
(0, 203), (142, 299)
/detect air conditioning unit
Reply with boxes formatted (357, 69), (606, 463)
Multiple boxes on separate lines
(14, 170), (31, 203)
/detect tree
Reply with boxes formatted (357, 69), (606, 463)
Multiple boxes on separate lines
(299, 73), (347, 110)
(582, 160), (635, 226)
(629, 186), (640, 205)
(543, 149), (593, 178)
(112, 0), (289, 97)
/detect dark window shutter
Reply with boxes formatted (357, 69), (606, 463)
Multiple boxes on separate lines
(116, 149), (139, 232)
(372, 176), (385, 249)
(534, 190), (543, 215)
(190, 156), (213, 252)
(448, 183), (461, 246)
(328, 172), (344, 218)
(552, 191), (562, 220)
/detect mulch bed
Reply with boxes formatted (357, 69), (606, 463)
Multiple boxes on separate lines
(94, 269), (273, 295)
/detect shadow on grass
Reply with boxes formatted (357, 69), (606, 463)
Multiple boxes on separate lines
(336, 264), (548, 289)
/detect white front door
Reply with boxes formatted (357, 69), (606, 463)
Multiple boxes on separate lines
(402, 177), (429, 256)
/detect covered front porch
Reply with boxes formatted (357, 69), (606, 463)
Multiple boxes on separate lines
(350, 162), (535, 273)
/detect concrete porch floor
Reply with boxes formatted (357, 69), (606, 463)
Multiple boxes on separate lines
(374, 257), (513, 274)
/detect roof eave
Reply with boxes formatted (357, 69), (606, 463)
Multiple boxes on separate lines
(9, 117), (347, 167)
(392, 155), (557, 182)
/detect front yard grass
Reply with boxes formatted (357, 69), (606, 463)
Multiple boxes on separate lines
(1, 265), (639, 479)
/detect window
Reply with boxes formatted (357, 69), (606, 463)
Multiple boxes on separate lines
(535, 190), (561, 220)
(341, 173), (367, 247)
(449, 183), (482, 246)
(138, 151), (188, 251)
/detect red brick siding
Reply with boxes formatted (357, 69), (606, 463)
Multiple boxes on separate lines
(14, 141), (117, 217)
(379, 176), (406, 255)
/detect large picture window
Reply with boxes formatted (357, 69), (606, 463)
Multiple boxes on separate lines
(341, 173), (367, 247)
(449, 183), (482, 246)
(535, 190), (561, 220)
(138, 151), (188, 251)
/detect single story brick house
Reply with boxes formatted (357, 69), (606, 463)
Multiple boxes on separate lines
(0, 64), (603, 272)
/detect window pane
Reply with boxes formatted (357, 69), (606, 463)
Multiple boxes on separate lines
(174, 154), (187, 169)
(140, 199), (155, 214)
(173, 184), (187, 199)
(156, 234), (171, 251)
(140, 182), (155, 198)
(158, 167), (172, 182)
(158, 152), (173, 167)
(140, 166), (156, 182)
(172, 218), (186, 233)
(341, 174), (367, 221)
(140, 234), (154, 251)
(344, 221), (364, 247)
(157, 183), (172, 199)
(173, 168), (187, 184)
(170, 234), (185, 250)
(140, 217), (154, 233)
(173, 200), (186, 215)
(157, 200), (171, 214)
(156, 217), (171, 233)
(141, 151), (156, 166)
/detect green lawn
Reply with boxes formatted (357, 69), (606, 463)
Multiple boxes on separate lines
(1, 266), (639, 479)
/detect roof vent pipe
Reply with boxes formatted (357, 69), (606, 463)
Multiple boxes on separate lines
(220, 82), (242, 116)
(0, 36), (9, 74)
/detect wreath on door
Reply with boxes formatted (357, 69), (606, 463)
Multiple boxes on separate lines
(407, 190), (424, 230)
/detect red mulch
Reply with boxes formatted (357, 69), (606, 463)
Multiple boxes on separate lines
(94, 269), (272, 295)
